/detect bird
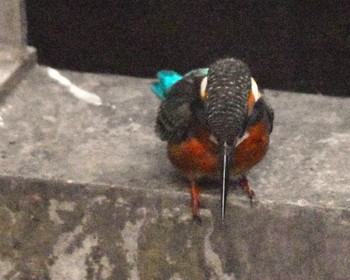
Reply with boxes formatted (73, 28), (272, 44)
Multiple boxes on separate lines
(151, 58), (274, 221)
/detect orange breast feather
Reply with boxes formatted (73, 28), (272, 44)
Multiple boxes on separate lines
(233, 121), (270, 175)
(167, 130), (218, 178)
(167, 121), (270, 179)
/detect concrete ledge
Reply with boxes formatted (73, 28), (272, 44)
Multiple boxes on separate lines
(0, 66), (349, 279)
(0, 175), (349, 279)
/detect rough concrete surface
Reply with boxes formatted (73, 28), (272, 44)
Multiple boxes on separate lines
(0, 66), (349, 279)
(0, 45), (36, 94)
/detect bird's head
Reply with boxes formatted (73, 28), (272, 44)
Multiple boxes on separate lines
(200, 58), (254, 219)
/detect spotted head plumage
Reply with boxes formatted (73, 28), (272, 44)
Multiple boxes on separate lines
(205, 58), (251, 145)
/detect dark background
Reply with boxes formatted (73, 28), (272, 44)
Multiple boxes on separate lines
(26, 1), (349, 96)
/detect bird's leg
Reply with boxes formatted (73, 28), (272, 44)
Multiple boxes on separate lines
(190, 180), (202, 223)
(239, 175), (255, 205)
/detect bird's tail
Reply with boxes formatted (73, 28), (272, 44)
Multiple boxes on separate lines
(151, 70), (183, 100)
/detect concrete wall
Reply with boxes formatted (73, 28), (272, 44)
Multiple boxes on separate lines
(0, 0), (26, 51)
(0, 0), (35, 94)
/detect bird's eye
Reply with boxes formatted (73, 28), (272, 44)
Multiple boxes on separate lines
(200, 77), (208, 100)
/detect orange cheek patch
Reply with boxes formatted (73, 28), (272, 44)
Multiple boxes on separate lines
(201, 90), (207, 100)
(247, 91), (255, 114)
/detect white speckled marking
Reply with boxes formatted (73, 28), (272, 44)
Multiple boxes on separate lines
(100, 256), (114, 279)
(128, 122), (141, 132)
(162, 208), (174, 218)
(92, 195), (108, 205)
(204, 213), (237, 280)
(295, 199), (310, 207)
(47, 67), (102, 106)
(115, 197), (128, 207)
(169, 273), (184, 280)
(317, 132), (350, 150)
(49, 225), (98, 280)
(49, 199), (76, 225)
(89, 255), (114, 279)
(0, 105), (14, 128)
(120, 207), (147, 280)
(0, 206), (16, 225)
(0, 259), (15, 278)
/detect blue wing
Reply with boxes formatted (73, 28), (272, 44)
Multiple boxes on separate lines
(151, 68), (209, 100)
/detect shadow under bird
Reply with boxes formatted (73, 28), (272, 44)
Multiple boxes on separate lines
(151, 58), (274, 221)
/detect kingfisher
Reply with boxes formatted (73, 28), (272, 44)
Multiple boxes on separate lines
(151, 58), (274, 221)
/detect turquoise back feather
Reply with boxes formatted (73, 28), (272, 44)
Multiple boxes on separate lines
(151, 71), (183, 100)
(151, 68), (209, 100)
(184, 68), (209, 78)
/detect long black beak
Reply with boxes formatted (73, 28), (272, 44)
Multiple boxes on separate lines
(220, 141), (234, 220)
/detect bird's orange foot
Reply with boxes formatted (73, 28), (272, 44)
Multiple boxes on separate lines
(190, 182), (202, 223)
(239, 176), (255, 206)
